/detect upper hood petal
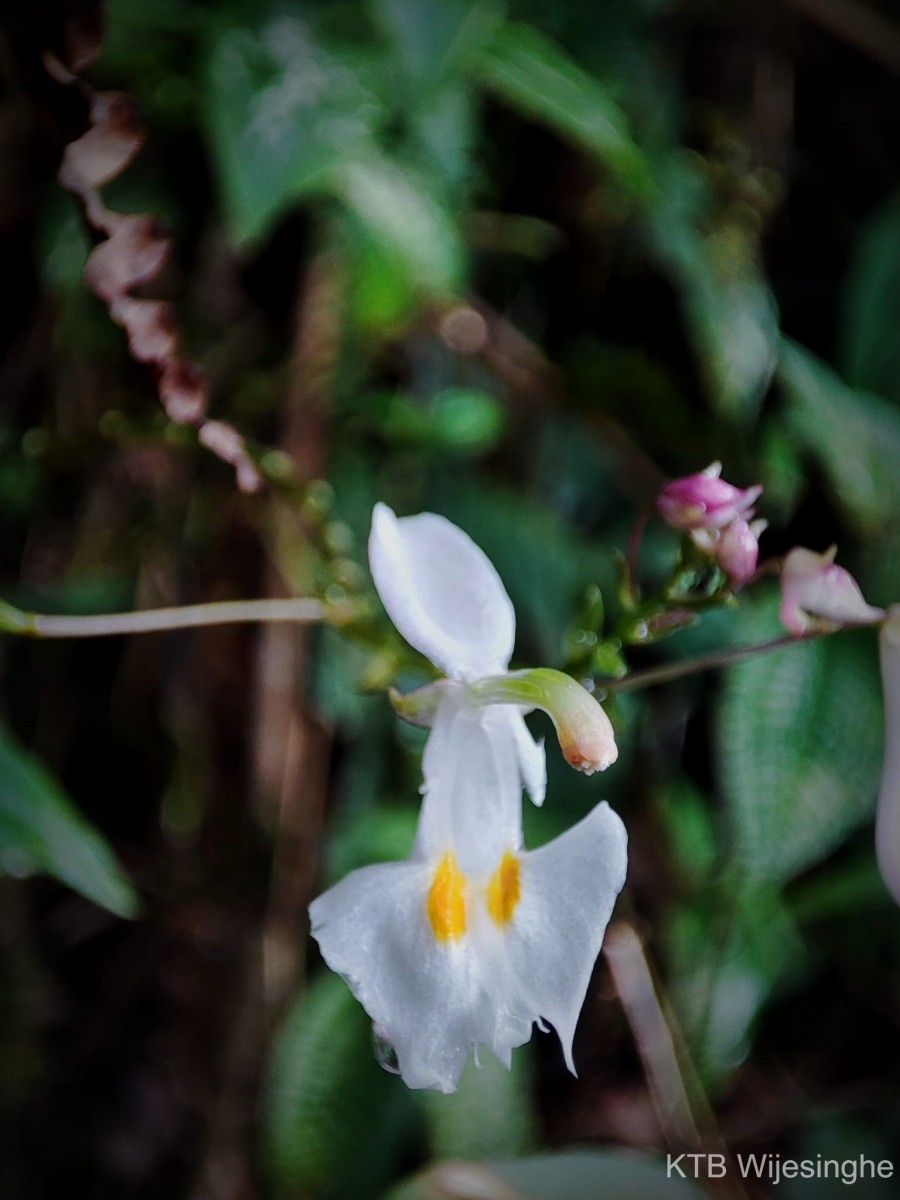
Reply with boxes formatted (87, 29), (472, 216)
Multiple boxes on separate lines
(369, 503), (516, 680)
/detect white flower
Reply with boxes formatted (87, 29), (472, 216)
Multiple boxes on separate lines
(308, 504), (627, 1091)
(368, 503), (617, 780)
(310, 687), (628, 1092)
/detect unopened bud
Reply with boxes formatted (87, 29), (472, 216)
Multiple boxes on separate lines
(657, 461), (762, 532)
(469, 668), (618, 775)
(780, 546), (884, 635)
(717, 517), (766, 584)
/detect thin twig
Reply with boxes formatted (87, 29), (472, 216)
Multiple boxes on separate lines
(605, 921), (753, 1199)
(605, 921), (701, 1149)
(603, 631), (826, 693)
(7, 598), (326, 639)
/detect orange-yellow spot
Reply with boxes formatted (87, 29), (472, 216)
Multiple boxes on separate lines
(427, 853), (467, 941)
(486, 852), (521, 926)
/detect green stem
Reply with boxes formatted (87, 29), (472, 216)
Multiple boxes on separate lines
(604, 631), (827, 693)
(0, 597), (328, 638)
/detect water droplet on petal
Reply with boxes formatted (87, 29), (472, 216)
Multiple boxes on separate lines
(372, 1024), (400, 1075)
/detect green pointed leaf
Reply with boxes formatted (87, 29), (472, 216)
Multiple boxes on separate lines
(474, 23), (654, 200)
(716, 599), (882, 884)
(204, 17), (382, 245)
(650, 197), (779, 422)
(667, 884), (805, 1089)
(840, 193), (900, 399)
(418, 1046), (535, 1162)
(779, 338), (900, 530)
(370, 0), (502, 85)
(335, 156), (465, 298)
(386, 1150), (707, 1200)
(264, 972), (418, 1200)
(0, 724), (139, 917)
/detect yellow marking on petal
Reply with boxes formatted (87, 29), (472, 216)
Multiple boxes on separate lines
(427, 852), (467, 941)
(486, 852), (521, 926)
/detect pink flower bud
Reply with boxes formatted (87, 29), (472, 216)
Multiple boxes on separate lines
(716, 517), (766, 584)
(656, 461), (762, 532)
(779, 546), (885, 636)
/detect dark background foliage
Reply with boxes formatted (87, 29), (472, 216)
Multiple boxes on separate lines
(2, 1), (900, 1197)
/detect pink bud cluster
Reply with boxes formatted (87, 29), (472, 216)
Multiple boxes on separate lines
(656, 462), (765, 584)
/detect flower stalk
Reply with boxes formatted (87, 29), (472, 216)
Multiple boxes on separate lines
(0, 596), (337, 638)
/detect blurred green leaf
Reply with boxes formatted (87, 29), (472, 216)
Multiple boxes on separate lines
(371, 0), (502, 86)
(266, 972), (418, 1200)
(407, 82), (475, 194)
(360, 388), (506, 453)
(38, 196), (90, 294)
(385, 1150), (706, 1200)
(336, 156), (466, 298)
(474, 23), (654, 199)
(650, 199), (778, 422)
(324, 803), (418, 885)
(0, 724), (139, 918)
(840, 193), (900, 400)
(668, 885), (804, 1088)
(418, 1047), (535, 1162)
(491, 1150), (707, 1200)
(204, 16), (381, 244)
(779, 338), (900, 531)
(790, 850), (889, 923)
(716, 597), (882, 884)
(782, 1120), (898, 1198)
(657, 780), (718, 887)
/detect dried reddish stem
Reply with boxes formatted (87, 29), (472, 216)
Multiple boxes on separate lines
(52, 60), (262, 492)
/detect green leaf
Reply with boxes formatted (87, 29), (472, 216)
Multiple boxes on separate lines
(779, 338), (900, 531)
(360, 388), (507, 453)
(649, 193), (779, 422)
(204, 16), (381, 245)
(840, 193), (900, 400)
(473, 23), (654, 200)
(417, 1047), (536, 1162)
(335, 156), (465, 298)
(370, 0), (502, 85)
(265, 973), (418, 1200)
(385, 1150), (707, 1200)
(667, 885), (805, 1089)
(0, 724), (139, 918)
(491, 1150), (708, 1200)
(716, 598), (882, 884)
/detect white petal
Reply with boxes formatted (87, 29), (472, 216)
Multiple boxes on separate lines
(368, 503), (516, 680)
(494, 801), (628, 1073)
(309, 859), (492, 1093)
(877, 605), (900, 905)
(506, 707), (546, 806)
(416, 693), (523, 874)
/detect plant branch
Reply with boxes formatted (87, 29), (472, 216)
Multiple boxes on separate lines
(603, 631), (826, 693)
(1, 598), (328, 639)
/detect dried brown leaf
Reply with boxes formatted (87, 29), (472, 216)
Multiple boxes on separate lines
(85, 214), (170, 300)
(59, 92), (144, 192)
(160, 361), (207, 424)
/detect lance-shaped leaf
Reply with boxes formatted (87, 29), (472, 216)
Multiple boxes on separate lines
(0, 723), (139, 917)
